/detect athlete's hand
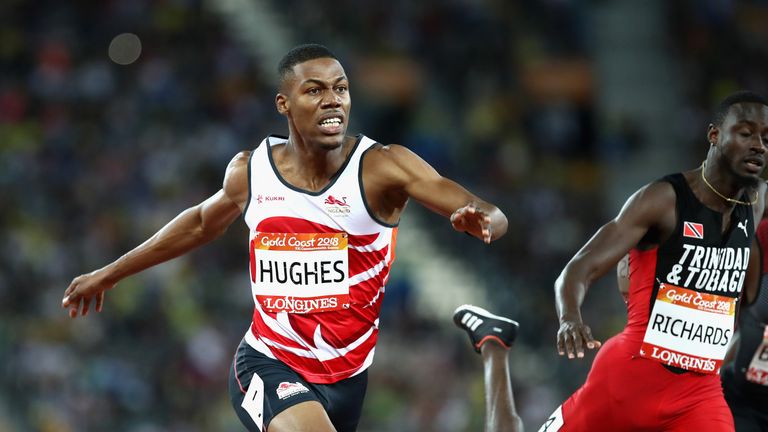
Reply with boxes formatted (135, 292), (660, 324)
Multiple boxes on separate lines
(451, 203), (492, 243)
(62, 269), (115, 318)
(557, 319), (602, 359)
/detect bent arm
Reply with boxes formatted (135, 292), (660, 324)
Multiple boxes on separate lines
(368, 144), (507, 242)
(555, 182), (674, 356)
(556, 183), (671, 321)
(412, 176), (508, 241)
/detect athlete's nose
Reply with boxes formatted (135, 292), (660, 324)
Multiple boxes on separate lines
(753, 136), (767, 154)
(321, 92), (342, 108)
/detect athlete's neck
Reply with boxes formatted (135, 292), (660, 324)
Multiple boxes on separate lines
(277, 135), (353, 190)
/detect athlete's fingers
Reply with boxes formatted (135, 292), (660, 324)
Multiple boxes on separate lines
(450, 209), (467, 228)
(476, 215), (490, 243)
(562, 332), (576, 359)
(96, 292), (104, 312)
(81, 297), (91, 317)
(63, 281), (77, 307)
(68, 300), (80, 319)
(63, 287), (80, 308)
(557, 333), (571, 356)
(571, 329), (585, 358)
(581, 325), (600, 349)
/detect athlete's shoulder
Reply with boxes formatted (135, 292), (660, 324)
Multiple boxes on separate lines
(229, 150), (252, 167)
(631, 178), (677, 205)
(225, 151), (251, 177)
(362, 142), (421, 167)
(618, 178), (677, 226)
(223, 151), (250, 203)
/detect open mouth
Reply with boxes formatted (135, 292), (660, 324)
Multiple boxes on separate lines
(318, 116), (343, 134)
(744, 157), (764, 173)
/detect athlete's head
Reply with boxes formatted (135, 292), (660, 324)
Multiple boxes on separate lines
(278, 44), (339, 89)
(276, 44), (350, 150)
(707, 90), (768, 186)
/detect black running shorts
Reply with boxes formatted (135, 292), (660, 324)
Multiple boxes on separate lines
(228, 339), (368, 432)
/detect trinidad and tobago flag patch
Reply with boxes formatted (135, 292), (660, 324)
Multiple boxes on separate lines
(683, 221), (704, 239)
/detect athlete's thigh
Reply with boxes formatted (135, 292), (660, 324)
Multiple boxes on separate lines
(268, 401), (337, 432)
(664, 413), (734, 432)
(229, 362), (263, 432)
(664, 395), (734, 432)
(229, 340), (330, 431)
(320, 370), (368, 432)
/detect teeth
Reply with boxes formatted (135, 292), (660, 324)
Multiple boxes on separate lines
(320, 117), (342, 126)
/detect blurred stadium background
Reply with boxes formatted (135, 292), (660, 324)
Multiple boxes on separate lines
(2, 0), (767, 430)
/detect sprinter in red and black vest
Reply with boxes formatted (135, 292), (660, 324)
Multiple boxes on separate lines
(544, 91), (768, 432)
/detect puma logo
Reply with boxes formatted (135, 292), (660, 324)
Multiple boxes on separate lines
(737, 219), (748, 237)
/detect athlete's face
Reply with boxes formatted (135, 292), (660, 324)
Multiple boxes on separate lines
(276, 58), (351, 150)
(709, 102), (768, 186)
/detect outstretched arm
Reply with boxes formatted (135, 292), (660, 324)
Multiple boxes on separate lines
(556, 181), (675, 359)
(62, 151), (250, 318)
(363, 144), (507, 243)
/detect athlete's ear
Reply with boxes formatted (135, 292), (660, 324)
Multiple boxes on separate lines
(276, 93), (289, 116)
(707, 123), (719, 146)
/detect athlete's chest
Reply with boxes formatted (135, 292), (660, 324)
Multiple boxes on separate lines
(655, 202), (753, 297)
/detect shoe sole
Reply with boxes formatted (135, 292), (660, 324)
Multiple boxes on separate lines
(453, 304), (519, 327)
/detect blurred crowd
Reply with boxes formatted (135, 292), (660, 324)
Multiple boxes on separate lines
(2, 0), (768, 431)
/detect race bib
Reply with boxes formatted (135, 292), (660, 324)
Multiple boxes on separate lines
(746, 325), (768, 386)
(249, 232), (349, 314)
(640, 283), (736, 374)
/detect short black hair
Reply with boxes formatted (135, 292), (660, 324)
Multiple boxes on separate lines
(713, 90), (768, 126)
(278, 44), (338, 82)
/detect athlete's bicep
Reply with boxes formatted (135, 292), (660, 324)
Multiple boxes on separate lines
(223, 151), (251, 212)
(382, 145), (488, 216)
(198, 189), (242, 236)
(568, 182), (675, 280)
(197, 151), (250, 236)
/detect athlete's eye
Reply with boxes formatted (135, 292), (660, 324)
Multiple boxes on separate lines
(307, 88), (321, 95)
(335, 86), (347, 94)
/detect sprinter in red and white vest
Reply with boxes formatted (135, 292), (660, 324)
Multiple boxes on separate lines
(63, 44), (508, 432)
(540, 91), (768, 432)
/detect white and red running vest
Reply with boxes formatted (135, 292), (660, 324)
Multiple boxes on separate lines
(243, 134), (398, 384)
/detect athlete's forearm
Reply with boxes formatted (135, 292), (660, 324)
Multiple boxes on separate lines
(555, 266), (589, 323)
(101, 203), (229, 284)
